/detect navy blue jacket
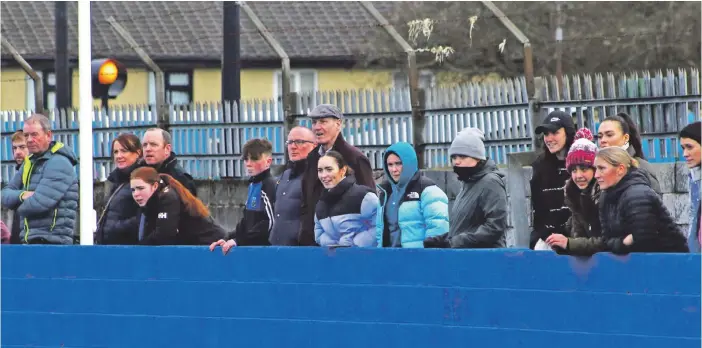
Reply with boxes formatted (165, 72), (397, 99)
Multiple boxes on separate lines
(232, 169), (277, 246)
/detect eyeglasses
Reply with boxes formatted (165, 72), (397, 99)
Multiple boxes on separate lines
(285, 140), (315, 146)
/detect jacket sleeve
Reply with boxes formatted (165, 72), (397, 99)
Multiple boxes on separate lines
(605, 188), (661, 254)
(139, 192), (182, 245)
(351, 192), (379, 247)
(353, 157), (376, 190)
(420, 185), (449, 239)
(449, 177), (508, 248)
(1, 167), (25, 210)
(17, 156), (75, 217)
(314, 214), (333, 246)
(564, 236), (608, 256)
(102, 215), (140, 243)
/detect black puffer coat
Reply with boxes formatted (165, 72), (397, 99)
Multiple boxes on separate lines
(95, 163), (141, 245)
(567, 168), (687, 255)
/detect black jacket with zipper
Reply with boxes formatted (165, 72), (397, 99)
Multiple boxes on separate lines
(138, 179), (225, 245)
(230, 168), (277, 246)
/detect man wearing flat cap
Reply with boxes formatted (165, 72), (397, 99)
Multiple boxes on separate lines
(297, 104), (376, 246)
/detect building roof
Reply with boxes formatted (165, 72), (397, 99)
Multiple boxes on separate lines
(0, 1), (400, 63)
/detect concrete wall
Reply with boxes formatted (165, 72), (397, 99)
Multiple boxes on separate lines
(2, 246), (699, 347)
(2, 163), (692, 245)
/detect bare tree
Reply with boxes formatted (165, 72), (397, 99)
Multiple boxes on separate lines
(355, 1), (701, 82)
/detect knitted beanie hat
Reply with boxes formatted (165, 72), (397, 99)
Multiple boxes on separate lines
(448, 127), (486, 160)
(566, 128), (597, 171)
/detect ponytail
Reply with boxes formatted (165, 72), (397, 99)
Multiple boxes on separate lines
(160, 174), (210, 218)
(603, 112), (645, 159)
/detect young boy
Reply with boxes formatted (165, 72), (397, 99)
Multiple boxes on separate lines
(210, 139), (277, 253)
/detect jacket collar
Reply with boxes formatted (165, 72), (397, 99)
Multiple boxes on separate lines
(321, 175), (355, 202)
(249, 168), (272, 183)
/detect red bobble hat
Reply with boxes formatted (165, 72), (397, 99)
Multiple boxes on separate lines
(566, 128), (597, 171)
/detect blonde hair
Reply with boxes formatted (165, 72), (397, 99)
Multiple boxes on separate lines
(595, 147), (639, 170)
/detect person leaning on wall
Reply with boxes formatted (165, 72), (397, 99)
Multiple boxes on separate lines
(314, 151), (379, 247)
(550, 147), (687, 256)
(545, 128), (602, 254)
(376, 141), (449, 248)
(528, 111), (576, 249)
(130, 167), (225, 245)
(423, 127), (508, 249)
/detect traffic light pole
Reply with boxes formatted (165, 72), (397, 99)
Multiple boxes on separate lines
(78, 0), (94, 246)
(101, 96), (109, 114)
(222, 2), (241, 118)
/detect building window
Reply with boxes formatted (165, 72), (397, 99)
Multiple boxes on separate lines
(25, 70), (72, 111)
(273, 70), (318, 101)
(149, 71), (193, 106)
(392, 70), (435, 90)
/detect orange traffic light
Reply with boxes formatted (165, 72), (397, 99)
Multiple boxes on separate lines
(97, 61), (118, 85)
(91, 58), (127, 100)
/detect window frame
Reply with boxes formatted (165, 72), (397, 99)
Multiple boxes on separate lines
(272, 69), (319, 101)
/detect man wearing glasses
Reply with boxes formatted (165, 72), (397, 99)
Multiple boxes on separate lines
(268, 127), (317, 245)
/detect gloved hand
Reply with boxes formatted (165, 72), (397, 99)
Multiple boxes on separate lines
(423, 234), (449, 248)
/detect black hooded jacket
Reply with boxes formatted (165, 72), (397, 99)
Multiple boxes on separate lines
(137, 178), (225, 245)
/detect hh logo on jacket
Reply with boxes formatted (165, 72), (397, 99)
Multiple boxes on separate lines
(158, 212), (168, 219)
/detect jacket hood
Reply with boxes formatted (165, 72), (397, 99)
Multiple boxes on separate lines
(606, 167), (650, 198)
(383, 142), (418, 189)
(467, 159), (503, 182)
(30, 141), (78, 166)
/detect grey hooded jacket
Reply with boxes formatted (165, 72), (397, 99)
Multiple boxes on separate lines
(446, 160), (508, 248)
(1, 141), (79, 244)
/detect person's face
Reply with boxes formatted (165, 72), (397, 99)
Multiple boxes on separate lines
(311, 117), (341, 147)
(244, 154), (272, 176)
(571, 165), (595, 190)
(142, 130), (171, 166)
(386, 153), (403, 182)
(543, 127), (567, 154)
(12, 139), (28, 165)
(286, 128), (316, 161)
(451, 155), (479, 168)
(131, 178), (159, 206)
(594, 157), (625, 190)
(113, 141), (141, 170)
(680, 137), (701, 169)
(22, 122), (52, 155)
(598, 121), (629, 149)
(317, 156), (346, 189)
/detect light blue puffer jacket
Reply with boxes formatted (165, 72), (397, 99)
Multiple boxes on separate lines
(376, 142), (449, 248)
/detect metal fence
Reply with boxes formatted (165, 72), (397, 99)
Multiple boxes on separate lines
(1, 68), (699, 181)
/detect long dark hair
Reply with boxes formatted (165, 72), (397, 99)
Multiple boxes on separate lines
(601, 112), (645, 159)
(130, 166), (209, 218)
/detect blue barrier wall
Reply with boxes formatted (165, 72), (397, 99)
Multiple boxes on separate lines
(2, 246), (700, 347)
